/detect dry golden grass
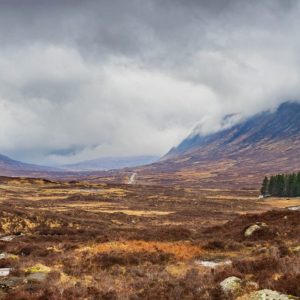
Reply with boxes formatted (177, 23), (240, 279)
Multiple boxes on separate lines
(206, 195), (257, 200)
(81, 241), (203, 260)
(261, 197), (300, 208)
(98, 209), (174, 216)
(165, 262), (191, 277)
(65, 202), (118, 208)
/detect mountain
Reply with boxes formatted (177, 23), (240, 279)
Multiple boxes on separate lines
(63, 155), (159, 171)
(0, 154), (61, 177)
(166, 102), (300, 158)
(134, 102), (300, 189)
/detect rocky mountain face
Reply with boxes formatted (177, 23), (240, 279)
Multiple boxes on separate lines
(166, 102), (300, 158)
(135, 102), (300, 189)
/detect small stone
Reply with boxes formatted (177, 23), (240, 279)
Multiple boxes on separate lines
(0, 236), (15, 242)
(254, 247), (267, 255)
(0, 269), (11, 277)
(288, 206), (300, 211)
(291, 245), (300, 255)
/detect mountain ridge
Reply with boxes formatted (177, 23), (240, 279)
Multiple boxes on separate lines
(165, 102), (300, 159)
(133, 101), (300, 189)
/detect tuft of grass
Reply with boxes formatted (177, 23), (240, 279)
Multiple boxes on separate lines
(25, 263), (51, 274)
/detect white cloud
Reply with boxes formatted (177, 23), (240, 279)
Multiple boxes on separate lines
(1, 1), (300, 165)
(0, 45), (220, 164)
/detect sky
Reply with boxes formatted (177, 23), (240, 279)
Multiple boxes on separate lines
(1, 0), (300, 165)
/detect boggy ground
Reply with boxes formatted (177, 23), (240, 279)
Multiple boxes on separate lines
(0, 176), (299, 299)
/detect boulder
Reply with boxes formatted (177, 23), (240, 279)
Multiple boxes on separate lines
(220, 276), (242, 293)
(244, 222), (267, 237)
(237, 289), (298, 300)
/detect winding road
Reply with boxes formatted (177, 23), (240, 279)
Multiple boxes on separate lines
(128, 172), (137, 184)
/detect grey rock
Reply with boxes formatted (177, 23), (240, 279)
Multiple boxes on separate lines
(0, 277), (25, 289)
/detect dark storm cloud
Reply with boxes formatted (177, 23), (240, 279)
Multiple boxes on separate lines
(0, 0), (300, 165)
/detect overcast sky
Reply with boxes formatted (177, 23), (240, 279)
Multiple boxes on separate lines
(1, 0), (300, 165)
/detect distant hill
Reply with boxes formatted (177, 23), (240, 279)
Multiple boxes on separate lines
(134, 102), (300, 189)
(0, 152), (158, 180)
(63, 155), (159, 171)
(0, 154), (61, 177)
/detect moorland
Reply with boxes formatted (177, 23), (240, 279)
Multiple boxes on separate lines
(0, 176), (299, 299)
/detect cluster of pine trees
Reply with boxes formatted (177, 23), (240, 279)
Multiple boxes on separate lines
(261, 172), (300, 197)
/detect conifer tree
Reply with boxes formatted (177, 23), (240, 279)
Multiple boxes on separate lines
(262, 171), (300, 197)
(260, 176), (269, 195)
(269, 175), (275, 196)
(277, 174), (285, 197)
(296, 172), (300, 196)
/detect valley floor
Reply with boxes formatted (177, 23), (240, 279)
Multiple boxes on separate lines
(0, 177), (299, 299)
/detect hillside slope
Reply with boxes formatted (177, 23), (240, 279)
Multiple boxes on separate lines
(133, 102), (300, 189)
(0, 154), (60, 177)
